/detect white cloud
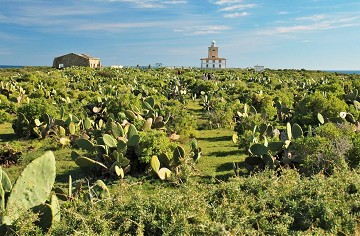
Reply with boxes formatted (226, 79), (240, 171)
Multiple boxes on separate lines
(105, 0), (186, 8)
(277, 11), (290, 15)
(212, 0), (244, 5)
(163, 0), (187, 4)
(76, 21), (166, 31)
(258, 13), (360, 36)
(219, 4), (258, 11)
(223, 11), (249, 18)
(174, 25), (230, 35)
(295, 14), (326, 21)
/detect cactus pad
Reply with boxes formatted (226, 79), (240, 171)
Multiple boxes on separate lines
(2, 151), (56, 225)
(157, 168), (171, 180)
(76, 138), (95, 152)
(150, 156), (160, 173)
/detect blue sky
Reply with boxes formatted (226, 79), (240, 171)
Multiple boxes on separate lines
(1, 0), (360, 69)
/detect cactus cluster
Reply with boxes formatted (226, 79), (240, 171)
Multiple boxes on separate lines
(125, 96), (170, 130)
(240, 122), (305, 172)
(73, 120), (140, 178)
(273, 97), (292, 122)
(150, 145), (193, 180)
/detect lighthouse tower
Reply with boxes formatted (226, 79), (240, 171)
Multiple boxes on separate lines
(200, 40), (227, 69)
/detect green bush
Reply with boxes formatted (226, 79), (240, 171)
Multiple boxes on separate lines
(0, 109), (12, 123)
(346, 133), (360, 169)
(291, 135), (349, 176)
(49, 169), (360, 235)
(165, 100), (198, 137)
(138, 129), (177, 164)
(12, 98), (56, 138)
(0, 94), (15, 113)
(293, 92), (348, 127)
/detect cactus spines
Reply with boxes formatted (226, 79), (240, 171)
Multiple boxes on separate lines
(2, 151), (56, 225)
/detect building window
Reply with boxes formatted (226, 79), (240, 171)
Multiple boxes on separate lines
(213, 60), (215, 63)
(206, 60), (209, 63)
(219, 60), (222, 63)
(206, 64), (209, 68)
(219, 64), (221, 68)
(213, 64), (215, 68)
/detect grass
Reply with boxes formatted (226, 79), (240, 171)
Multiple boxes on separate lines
(186, 99), (247, 180)
(196, 128), (245, 180)
(0, 123), (16, 142)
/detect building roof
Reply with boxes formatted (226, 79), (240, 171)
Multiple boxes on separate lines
(200, 57), (227, 60)
(55, 53), (99, 60)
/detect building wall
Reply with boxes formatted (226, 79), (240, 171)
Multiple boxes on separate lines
(208, 46), (219, 58)
(88, 59), (101, 68)
(53, 53), (101, 68)
(200, 59), (226, 69)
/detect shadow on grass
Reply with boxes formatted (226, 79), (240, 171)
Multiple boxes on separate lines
(197, 135), (231, 142)
(199, 162), (249, 183)
(56, 168), (86, 183)
(208, 149), (241, 157)
(0, 133), (17, 142)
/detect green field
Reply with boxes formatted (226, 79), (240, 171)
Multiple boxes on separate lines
(1, 67), (360, 235)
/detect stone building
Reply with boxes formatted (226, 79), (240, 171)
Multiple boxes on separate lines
(200, 40), (227, 69)
(53, 53), (101, 69)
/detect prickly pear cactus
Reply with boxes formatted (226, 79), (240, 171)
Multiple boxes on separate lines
(2, 151), (56, 225)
